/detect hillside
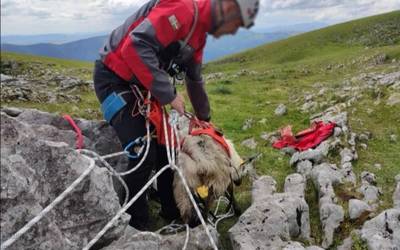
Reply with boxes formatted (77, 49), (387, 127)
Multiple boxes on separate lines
(1, 30), (292, 62)
(202, 10), (400, 248)
(1, 11), (400, 250)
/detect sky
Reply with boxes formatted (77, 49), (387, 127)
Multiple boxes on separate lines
(1, 0), (399, 35)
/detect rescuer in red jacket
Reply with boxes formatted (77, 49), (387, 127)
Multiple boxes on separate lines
(94, 0), (259, 230)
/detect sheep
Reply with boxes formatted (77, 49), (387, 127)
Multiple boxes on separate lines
(173, 133), (243, 225)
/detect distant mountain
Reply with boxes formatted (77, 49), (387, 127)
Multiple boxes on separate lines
(1, 32), (108, 45)
(1, 36), (108, 62)
(1, 30), (291, 62)
(204, 30), (290, 62)
(254, 22), (329, 34)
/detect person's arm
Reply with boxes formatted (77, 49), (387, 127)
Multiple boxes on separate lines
(118, 3), (193, 105)
(185, 39), (211, 121)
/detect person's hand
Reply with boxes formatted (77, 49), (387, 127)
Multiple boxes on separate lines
(170, 93), (185, 115)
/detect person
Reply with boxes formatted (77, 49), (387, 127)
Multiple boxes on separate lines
(93, 0), (259, 230)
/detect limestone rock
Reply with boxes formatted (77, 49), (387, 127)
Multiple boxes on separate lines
(341, 162), (357, 184)
(317, 140), (332, 155)
(230, 176), (311, 250)
(358, 184), (381, 206)
(301, 101), (318, 113)
(349, 199), (371, 219)
(296, 160), (313, 178)
(387, 93), (400, 106)
(241, 138), (257, 150)
(377, 71), (400, 86)
(311, 163), (343, 187)
(358, 133), (370, 143)
(320, 203), (344, 248)
(0, 112), (128, 250)
(275, 104), (287, 116)
(394, 175), (400, 209)
(229, 202), (290, 250)
(1, 107), (128, 197)
(290, 149), (325, 166)
(1, 107), (23, 117)
(348, 132), (357, 146)
(337, 236), (353, 250)
(360, 209), (400, 250)
(251, 176), (276, 204)
(284, 174), (306, 198)
(242, 118), (253, 131)
(361, 171), (377, 185)
(334, 127), (343, 137)
(1, 73), (15, 82)
(281, 147), (297, 156)
(103, 225), (220, 250)
(315, 110), (348, 129)
(340, 148), (355, 165)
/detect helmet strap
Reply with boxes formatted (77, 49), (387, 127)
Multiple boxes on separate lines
(210, 0), (241, 34)
(209, 0), (226, 33)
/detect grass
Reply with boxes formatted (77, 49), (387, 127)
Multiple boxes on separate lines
(1, 10), (400, 249)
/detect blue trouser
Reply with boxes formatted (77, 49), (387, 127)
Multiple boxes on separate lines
(93, 60), (179, 229)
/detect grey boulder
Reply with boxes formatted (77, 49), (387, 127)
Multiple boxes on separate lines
(230, 175), (311, 250)
(290, 149), (325, 166)
(394, 175), (400, 209)
(275, 104), (287, 116)
(348, 199), (371, 220)
(360, 209), (400, 250)
(1, 112), (128, 250)
(103, 225), (220, 250)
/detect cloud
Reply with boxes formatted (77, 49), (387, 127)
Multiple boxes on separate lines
(1, 0), (148, 35)
(1, 0), (399, 35)
(261, 0), (346, 11)
(259, 0), (400, 23)
(1, 0), (143, 21)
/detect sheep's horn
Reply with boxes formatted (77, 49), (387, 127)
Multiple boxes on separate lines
(239, 153), (262, 168)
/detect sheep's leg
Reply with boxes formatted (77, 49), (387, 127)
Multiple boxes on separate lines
(173, 177), (193, 223)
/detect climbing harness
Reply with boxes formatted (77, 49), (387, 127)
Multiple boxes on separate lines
(101, 91), (128, 123)
(185, 111), (231, 157)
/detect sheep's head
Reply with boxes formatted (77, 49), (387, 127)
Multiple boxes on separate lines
(174, 134), (242, 224)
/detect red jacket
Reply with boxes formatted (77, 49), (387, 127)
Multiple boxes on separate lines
(99, 0), (213, 120)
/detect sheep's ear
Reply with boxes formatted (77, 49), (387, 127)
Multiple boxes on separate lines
(225, 139), (243, 167)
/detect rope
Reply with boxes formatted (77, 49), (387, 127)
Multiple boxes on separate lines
(183, 224), (190, 250)
(162, 110), (219, 250)
(209, 196), (235, 229)
(115, 91), (152, 176)
(63, 114), (84, 149)
(78, 149), (130, 207)
(1, 155), (96, 250)
(2, 106), (222, 250)
(82, 164), (172, 250)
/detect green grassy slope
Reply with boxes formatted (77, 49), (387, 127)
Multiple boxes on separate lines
(1, 52), (93, 74)
(1, 11), (399, 249)
(0, 52), (99, 119)
(202, 11), (400, 249)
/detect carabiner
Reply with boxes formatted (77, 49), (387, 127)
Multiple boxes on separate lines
(124, 136), (146, 159)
